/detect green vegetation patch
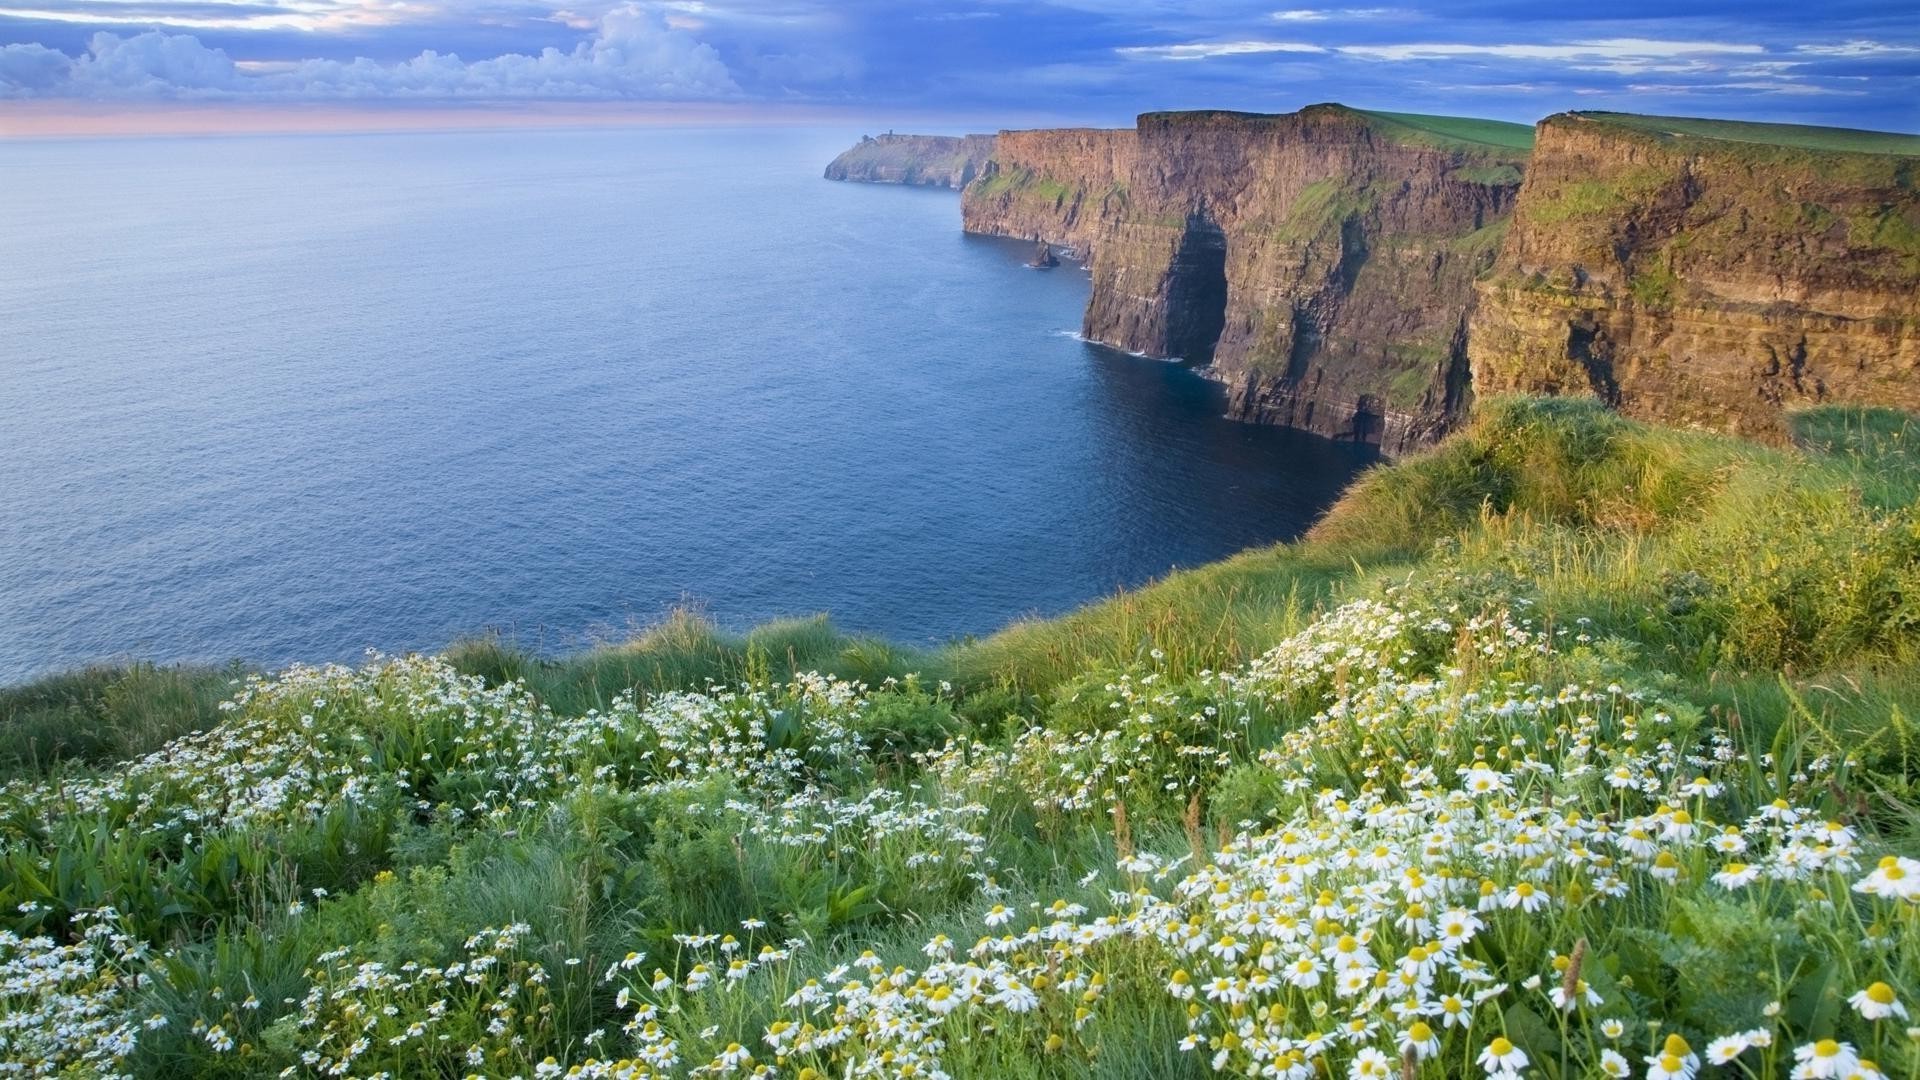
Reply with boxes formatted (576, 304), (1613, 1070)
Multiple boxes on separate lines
(1524, 166), (1672, 225)
(1274, 176), (1380, 242)
(1578, 111), (1920, 157)
(968, 165), (1075, 204)
(1448, 161), (1524, 186)
(1356, 107), (1537, 151)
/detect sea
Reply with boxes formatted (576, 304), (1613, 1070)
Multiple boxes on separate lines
(0, 125), (1378, 682)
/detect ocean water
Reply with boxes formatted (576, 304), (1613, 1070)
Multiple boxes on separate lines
(0, 126), (1377, 682)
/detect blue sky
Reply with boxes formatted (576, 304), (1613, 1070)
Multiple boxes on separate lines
(2, 1), (1916, 131)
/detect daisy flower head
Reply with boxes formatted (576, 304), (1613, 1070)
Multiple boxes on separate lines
(1848, 982), (1907, 1022)
(1791, 1039), (1859, 1079)
(1477, 1035), (1528, 1076)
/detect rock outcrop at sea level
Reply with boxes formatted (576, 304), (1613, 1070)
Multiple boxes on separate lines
(823, 133), (996, 191)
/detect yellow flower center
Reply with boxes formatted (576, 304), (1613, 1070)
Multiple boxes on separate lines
(1490, 1037), (1514, 1056)
(1814, 1040), (1840, 1057)
(1868, 982), (1896, 1005)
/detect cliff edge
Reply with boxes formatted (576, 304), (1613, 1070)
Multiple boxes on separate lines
(962, 105), (1531, 452)
(824, 133), (996, 190)
(1469, 113), (1920, 440)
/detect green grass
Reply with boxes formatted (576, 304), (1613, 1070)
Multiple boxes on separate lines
(1356, 108), (1537, 151)
(0, 662), (241, 780)
(1575, 111), (1920, 156)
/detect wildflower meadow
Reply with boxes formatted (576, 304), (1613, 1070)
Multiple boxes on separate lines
(3, 399), (1916, 1079)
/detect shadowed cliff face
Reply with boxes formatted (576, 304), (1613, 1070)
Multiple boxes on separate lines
(1470, 114), (1920, 441)
(824, 133), (997, 190)
(962, 107), (1526, 453)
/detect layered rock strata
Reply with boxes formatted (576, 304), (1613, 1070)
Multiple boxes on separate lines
(1468, 113), (1920, 440)
(962, 106), (1528, 452)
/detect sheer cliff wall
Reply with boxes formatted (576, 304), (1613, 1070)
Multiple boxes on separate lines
(1468, 113), (1920, 440)
(962, 106), (1526, 452)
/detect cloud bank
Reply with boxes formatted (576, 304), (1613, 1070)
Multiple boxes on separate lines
(0, 4), (738, 99)
(0, 0), (1914, 130)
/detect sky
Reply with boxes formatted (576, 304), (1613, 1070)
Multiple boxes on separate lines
(1, 1), (1916, 134)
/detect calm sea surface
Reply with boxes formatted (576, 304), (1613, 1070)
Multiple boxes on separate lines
(0, 126), (1377, 681)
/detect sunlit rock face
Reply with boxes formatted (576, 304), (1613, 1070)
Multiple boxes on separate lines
(1469, 113), (1920, 442)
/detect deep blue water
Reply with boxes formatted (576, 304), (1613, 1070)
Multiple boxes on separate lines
(0, 126), (1377, 682)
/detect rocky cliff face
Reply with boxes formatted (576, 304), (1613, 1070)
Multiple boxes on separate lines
(962, 106), (1528, 452)
(832, 109), (1918, 451)
(1469, 114), (1920, 440)
(824, 133), (996, 190)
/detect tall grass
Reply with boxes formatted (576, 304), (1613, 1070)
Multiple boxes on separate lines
(0, 662), (239, 781)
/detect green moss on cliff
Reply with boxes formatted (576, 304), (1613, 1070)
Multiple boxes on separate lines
(970, 166), (1076, 206)
(1274, 177), (1379, 242)
(1383, 344), (1446, 406)
(1525, 167), (1672, 225)
(1851, 205), (1920, 271)
(1628, 262), (1678, 309)
(1448, 162), (1524, 186)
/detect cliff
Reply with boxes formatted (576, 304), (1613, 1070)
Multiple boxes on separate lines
(830, 109), (1919, 451)
(961, 106), (1531, 452)
(1469, 113), (1920, 440)
(824, 133), (996, 190)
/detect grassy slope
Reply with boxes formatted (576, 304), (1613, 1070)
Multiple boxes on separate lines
(1355, 108), (1537, 151)
(6, 396), (1920, 1079)
(1573, 111), (1920, 156)
(9, 397), (1917, 777)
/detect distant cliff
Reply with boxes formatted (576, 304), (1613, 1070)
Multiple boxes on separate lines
(963, 106), (1529, 452)
(1469, 113), (1920, 440)
(824, 133), (996, 190)
(829, 108), (1920, 451)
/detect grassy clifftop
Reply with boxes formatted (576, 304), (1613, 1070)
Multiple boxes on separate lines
(1574, 111), (1920, 155)
(5, 399), (1919, 1079)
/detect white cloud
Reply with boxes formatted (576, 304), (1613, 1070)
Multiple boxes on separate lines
(0, 3), (740, 99)
(0, 42), (72, 93)
(1340, 38), (1763, 63)
(1337, 37), (1765, 75)
(1271, 8), (1394, 21)
(1117, 40), (1325, 61)
(1625, 81), (1864, 97)
(1795, 40), (1920, 57)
